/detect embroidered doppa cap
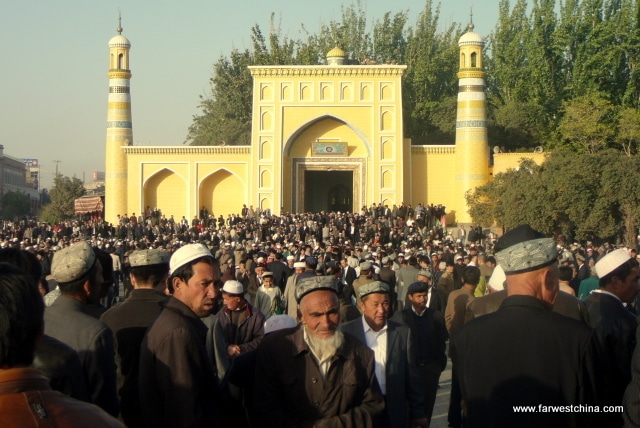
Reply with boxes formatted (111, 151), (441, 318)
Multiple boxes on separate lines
(417, 268), (433, 279)
(169, 243), (213, 275)
(495, 225), (557, 275)
(295, 275), (339, 303)
(264, 314), (297, 334)
(595, 249), (632, 279)
(357, 281), (390, 298)
(222, 280), (244, 295)
(51, 241), (96, 284)
(129, 249), (170, 267)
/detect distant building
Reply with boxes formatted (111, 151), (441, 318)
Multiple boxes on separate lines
(0, 146), (40, 215)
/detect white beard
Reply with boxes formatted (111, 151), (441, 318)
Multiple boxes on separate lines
(305, 326), (345, 361)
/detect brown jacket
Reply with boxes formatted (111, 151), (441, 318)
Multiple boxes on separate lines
(0, 368), (123, 428)
(254, 325), (385, 427)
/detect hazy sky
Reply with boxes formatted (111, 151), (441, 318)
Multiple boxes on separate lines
(0, 0), (500, 189)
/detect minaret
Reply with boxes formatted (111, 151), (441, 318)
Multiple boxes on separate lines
(105, 15), (132, 225)
(454, 16), (489, 225)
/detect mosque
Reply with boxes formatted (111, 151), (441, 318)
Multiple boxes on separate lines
(104, 20), (542, 226)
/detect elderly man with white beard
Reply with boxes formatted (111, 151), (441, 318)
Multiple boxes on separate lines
(253, 276), (385, 428)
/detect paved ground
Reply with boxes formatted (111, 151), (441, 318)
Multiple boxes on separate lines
(431, 354), (452, 428)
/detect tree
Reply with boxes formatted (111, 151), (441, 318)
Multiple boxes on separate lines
(1, 191), (31, 219)
(617, 107), (640, 155)
(467, 150), (640, 243)
(557, 93), (617, 153)
(46, 174), (85, 222)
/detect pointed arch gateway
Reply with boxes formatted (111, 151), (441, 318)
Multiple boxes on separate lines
(282, 115), (369, 213)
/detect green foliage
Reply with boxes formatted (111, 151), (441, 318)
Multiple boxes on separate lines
(1, 191), (31, 219)
(467, 151), (640, 243)
(46, 174), (85, 221)
(185, 0), (640, 155)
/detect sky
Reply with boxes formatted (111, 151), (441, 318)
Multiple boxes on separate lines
(0, 0), (500, 190)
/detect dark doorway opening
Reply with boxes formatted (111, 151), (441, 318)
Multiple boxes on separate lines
(305, 170), (353, 212)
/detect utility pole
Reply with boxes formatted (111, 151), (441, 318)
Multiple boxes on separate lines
(53, 160), (61, 176)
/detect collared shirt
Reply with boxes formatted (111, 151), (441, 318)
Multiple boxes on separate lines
(591, 288), (622, 303)
(303, 328), (332, 379)
(362, 316), (388, 395)
(411, 304), (427, 317)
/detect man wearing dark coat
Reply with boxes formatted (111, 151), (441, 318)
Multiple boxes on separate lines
(340, 281), (428, 427)
(392, 281), (448, 425)
(254, 276), (385, 427)
(450, 225), (600, 428)
(100, 248), (170, 427)
(585, 249), (638, 427)
(138, 244), (223, 428)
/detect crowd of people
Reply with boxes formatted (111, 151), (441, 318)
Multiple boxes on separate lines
(1, 206), (640, 427)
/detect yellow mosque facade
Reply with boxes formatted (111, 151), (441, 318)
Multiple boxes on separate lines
(104, 23), (543, 226)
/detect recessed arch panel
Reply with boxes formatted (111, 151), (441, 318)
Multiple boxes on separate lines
(382, 169), (393, 189)
(199, 168), (245, 218)
(143, 168), (187, 219)
(261, 111), (272, 131)
(381, 111), (393, 131)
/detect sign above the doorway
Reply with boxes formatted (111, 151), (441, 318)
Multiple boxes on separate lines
(311, 142), (347, 156)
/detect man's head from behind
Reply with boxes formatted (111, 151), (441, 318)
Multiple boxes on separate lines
(129, 248), (171, 291)
(494, 225), (559, 306)
(51, 241), (103, 302)
(0, 263), (44, 368)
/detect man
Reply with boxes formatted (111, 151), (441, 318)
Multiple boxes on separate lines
(445, 266), (480, 334)
(584, 249), (638, 426)
(100, 248), (170, 427)
(0, 264), (123, 428)
(416, 268), (446, 314)
(444, 266), (480, 427)
(353, 260), (374, 297)
(254, 276), (385, 427)
(392, 281), (448, 424)
(217, 280), (265, 361)
(44, 241), (119, 417)
(437, 261), (456, 299)
(395, 256), (420, 311)
(450, 225), (599, 427)
(255, 271), (284, 319)
(139, 243), (223, 427)
(283, 261), (305, 317)
(377, 256), (397, 311)
(340, 281), (428, 427)
(571, 253), (590, 294)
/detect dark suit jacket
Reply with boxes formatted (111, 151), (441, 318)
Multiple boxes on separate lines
(340, 318), (425, 427)
(427, 286), (447, 314)
(585, 292), (637, 425)
(465, 290), (590, 324)
(391, 307), (448, 371)
(451, 295), (600, 428)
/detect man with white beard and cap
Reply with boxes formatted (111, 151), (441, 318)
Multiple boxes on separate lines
(254, 276), (385, 427)
(138, 243), (223, 427)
